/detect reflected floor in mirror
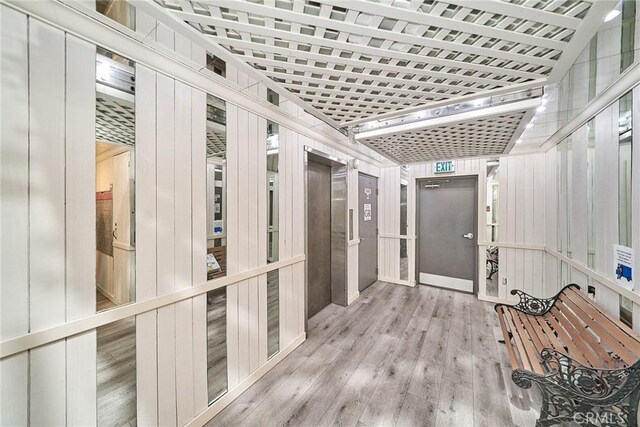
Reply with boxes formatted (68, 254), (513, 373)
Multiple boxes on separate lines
(97, 292), (136, 427)
(208, 288), (227, 402)
(267, 270), (280, 358)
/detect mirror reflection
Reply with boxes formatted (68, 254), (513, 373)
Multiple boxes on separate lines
(96, 48), (136, 312)
(97, 315), (136, 426)
(206, 94), (227, 280)
(267, 120), (280, 358)
(486, 159), (499, 297)
(400, 167), (408, 281)
(207, 287), (227, 403)
(267, 121), (280, 263)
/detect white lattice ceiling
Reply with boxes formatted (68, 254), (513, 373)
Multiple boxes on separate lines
(96, 92), (135, 146)
(361, 109), (529, 163)
(156, 0), (612, 129)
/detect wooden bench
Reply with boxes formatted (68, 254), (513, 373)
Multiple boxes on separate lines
(495, 284), (640, 426)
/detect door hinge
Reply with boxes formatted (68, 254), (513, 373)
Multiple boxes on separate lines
(375, 267), (378, 275)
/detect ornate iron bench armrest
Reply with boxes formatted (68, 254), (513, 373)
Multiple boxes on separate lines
(500, 284), (580, 316)
(512, 348), (640, 427)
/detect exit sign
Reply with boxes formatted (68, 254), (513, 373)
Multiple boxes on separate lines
(434, 160), (455, 174)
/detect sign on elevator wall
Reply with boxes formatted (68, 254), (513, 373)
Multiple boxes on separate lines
(613, 245), (634, 291)
(434, 160), (455, 174)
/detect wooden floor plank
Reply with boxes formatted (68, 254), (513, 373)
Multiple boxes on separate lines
(204, 283), (537, 427)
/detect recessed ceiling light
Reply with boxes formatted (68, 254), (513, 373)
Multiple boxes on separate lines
(605, 9), (620, 22)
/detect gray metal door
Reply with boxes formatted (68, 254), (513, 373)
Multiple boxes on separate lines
(307, 160), (332, 318)
(417, 176), (477, 293)
(358, 173), (378, 291)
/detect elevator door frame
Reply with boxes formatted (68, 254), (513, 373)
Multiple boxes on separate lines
(304, 147), (348, 333)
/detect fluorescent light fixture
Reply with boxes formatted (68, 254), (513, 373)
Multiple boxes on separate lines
(526, 123), (534, 129)
(355, 97), (541, 140)
(96, 61), (111, 82)
(537, 106), (546, 113)
(605, 9), (620, 22)
(516, 139), (522, 144)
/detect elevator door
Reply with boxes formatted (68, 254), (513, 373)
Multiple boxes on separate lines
(307, 160), (332, 319)
(358, 174), (378, 291)
(417, 176), (477, 293)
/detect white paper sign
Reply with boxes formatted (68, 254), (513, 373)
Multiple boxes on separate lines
(364, 203), (372, 221)
(613, 245), (634, 290)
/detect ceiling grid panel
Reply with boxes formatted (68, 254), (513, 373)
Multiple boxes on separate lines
(153, 0), (614, 162)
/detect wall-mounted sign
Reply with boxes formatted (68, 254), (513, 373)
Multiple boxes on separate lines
(363, 203), (372, 221)
(613, 245), (634, 291)
(364, 187), (371, 199)
(434, 160), (455, 174)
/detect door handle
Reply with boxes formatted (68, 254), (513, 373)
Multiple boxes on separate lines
(462, 233), (474, 240)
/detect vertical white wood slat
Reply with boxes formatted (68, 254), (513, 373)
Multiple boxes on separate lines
(226, 102), (240, 389)
(135, 64), (159, 427)
(156, 73), (177, 425)
(287, 131), (297, 341)
(174, 81), (194, 425)
(65, 34), (97, 427)
(257, 116), (268, 363)
(295, 142), (305, 335)
(279, 129), (289, 347)
(28, 18), (66, 426)
(571, 126), (588, 267)
(248, 112), (260, 373)
(191, 88), (208, 414)
(237, 108), (250, 381)
(0, 6), (29, 425)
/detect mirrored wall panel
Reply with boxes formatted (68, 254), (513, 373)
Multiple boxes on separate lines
(486, 159), (499, 297)
(267, 269), (280, 358)
(267, 121), (280, 358)
(207, 287), (227, 403)
(96, 48), (136, 312)
(206, 95), (227, 280)
(97, 315), (136, 426)
(267, 120), (280, 263)
(96, 0), (135, 30)
(400, 168), (408, 281)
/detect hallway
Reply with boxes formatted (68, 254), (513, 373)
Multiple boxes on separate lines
(209, 282), (539, 427)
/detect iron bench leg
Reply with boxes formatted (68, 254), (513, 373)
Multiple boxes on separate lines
(512, 349), (640, 427)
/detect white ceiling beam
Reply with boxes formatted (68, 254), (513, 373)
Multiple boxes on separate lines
(174, 11), (546, 80)
(341, 78), (546, 127)
(356, 97), (541, 140)
(205, 0), (556, 68)
(281, 82), (452, 100)
(219, 37), (506, 86)
(321, 0), (567, 51)
(443, 0), (582, 30)
(251, 58), (489, 93)
(546, 0), (617, 83)
(129, 0), (345, 131)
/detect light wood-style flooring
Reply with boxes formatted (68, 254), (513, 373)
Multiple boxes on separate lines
(208, 281), (540, 427)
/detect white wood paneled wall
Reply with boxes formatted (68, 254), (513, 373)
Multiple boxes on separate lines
(497, 154), (546, 301)
(0, 7), (97, 425)
(0, 5), (381, 426)
(378, 167), (403, 284)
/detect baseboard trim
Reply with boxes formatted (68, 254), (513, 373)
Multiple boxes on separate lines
(379, 277), (415, 287)
(347, 291), (360, 305)
(186, 332), (306, 427)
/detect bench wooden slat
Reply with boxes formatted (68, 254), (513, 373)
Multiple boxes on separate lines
(559, 296), (621, 369)
(567, 288), (640, 356)
(516, 310), (546, 351)
(542, 309), (591, 366)
(530, 314), (567, 356)
(497, 306), (519, 370)
(550, 305), (603, 368)
(504, 308), (545, 375)
(564, 290), (640, 365)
